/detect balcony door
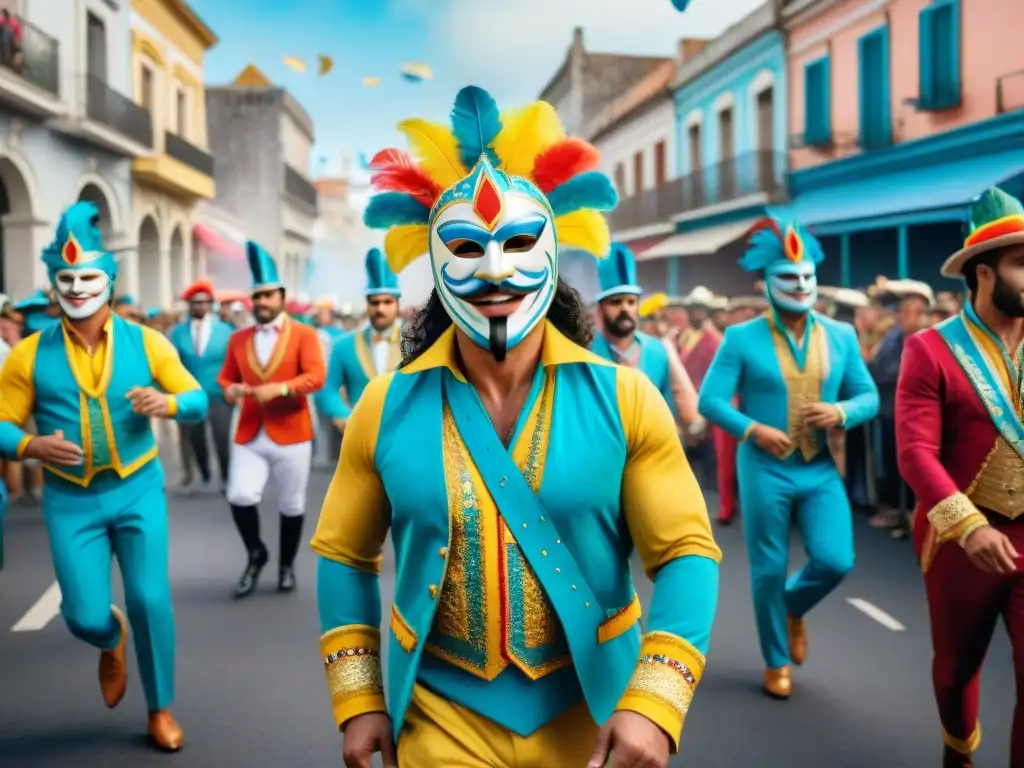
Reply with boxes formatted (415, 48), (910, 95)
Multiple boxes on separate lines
(86, 12), (106, 83)
(687, 124), (702, 206)
(718, 107), (735, 200)
(756, 87), (775, 190)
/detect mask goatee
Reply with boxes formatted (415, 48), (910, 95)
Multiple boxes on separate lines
(489, 317), (508, 362)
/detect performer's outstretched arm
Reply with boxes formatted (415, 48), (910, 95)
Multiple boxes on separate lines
(320, 336), (352, 421)
(141, 327), (208, 422)
(834, 324), (880, 428)
(615, 367), (722, 750)
(897, 333), (987, 543)
(311, 375), (391, 727)
(0, 335), (41, 458)
(698, 327), (754, 440)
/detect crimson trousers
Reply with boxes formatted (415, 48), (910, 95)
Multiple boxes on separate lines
(713, 426), (738, 522)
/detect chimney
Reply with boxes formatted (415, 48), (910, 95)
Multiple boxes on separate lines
(572, 26), (584, 54)
(677, 37), (709, 64)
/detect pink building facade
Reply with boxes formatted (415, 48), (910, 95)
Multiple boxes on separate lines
(778, 0), (1024, 288)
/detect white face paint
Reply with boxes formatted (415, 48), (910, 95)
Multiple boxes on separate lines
(766, 260), (818, 314)
(54, 268), (112, 319)
(429, 180), (556, 361)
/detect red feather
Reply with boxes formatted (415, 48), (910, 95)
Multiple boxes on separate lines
(532, 138), (600, 193)
(370, 148), (442, 208)
(744, 217), (783, 247)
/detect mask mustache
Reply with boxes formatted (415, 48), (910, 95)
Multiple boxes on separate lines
(441, 264), (549, 299)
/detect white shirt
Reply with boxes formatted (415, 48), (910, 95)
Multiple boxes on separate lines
(254, 313), (286, 367)
(190, 313), (213, 356)
(368, 325), (395, 375)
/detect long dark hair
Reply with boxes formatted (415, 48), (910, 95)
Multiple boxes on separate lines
(401, 277), (594, 366)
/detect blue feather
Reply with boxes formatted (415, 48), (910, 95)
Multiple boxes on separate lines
(362, 193), (431, 229)
(546, 172), (618, 217)
(450, 85), (502, 170)
(738, 218), (825, 272)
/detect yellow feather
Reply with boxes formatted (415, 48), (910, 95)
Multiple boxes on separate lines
(639, 293), (669, 318)
(554, 210), (610, 258)
(384, 224), (430, 273)
(492, 101), (565, 179)
(396, 119), (467, 189)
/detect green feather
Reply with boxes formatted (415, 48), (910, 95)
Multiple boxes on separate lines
(967, 187), (1024, 233)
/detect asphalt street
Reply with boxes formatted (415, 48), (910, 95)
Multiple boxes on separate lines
(0, 459), (1016, 768)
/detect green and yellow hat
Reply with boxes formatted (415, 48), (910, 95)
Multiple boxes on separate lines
(942, 187), (1024, 277)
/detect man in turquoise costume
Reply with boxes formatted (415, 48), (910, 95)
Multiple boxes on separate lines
(0, 202), (209, 751)
(319, 247), (403, 433)
(312, 85), (720, 768)
(698, 217), (878, 699)
(590, 243), (677, 418)
(15, 288), (59, 335)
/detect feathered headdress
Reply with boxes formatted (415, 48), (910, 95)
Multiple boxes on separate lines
(738, 216), (825, 273)
(363, 85), (617, 273)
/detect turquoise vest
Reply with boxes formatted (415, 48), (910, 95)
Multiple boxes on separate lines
(337, 332), (373, 405)
(377, 361), (641, 737)
(169, 318), (233, 397)
(591, 331), (676, 417)
(33, 317), (158, 485)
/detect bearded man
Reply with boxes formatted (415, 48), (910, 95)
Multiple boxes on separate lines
(698, 217), (878, 699)
(897, 187), (1024, 767)
(0, 202), (208, 750)
(311, 85), (720, 768)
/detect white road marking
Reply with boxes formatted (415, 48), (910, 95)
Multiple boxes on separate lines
(12, 581), (62, 632)
(846, 597), (906, 631)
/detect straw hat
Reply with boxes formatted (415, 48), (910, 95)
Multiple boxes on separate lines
(868, 276), (934, 306)
(680, 286), (719, 308)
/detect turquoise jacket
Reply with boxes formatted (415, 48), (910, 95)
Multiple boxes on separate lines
(168, 317), (234, 399)
(698, 313), (879, 449)
(320, 326), (401, 420)
(591, 331), (678, 419)
(311, 322), (721, 747)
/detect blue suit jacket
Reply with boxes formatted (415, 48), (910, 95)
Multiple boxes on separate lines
(591, 332), (678, 420)
(168, 318), (234, 399)
(698, 313), (878, 445)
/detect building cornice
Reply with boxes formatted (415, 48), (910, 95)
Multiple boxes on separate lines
(674, 1), (778, 89)
(130, 0), (218, 50)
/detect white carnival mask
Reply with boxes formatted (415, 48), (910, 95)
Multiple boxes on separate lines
(428, 158), (557, 362)
(54, 267), (112, 319)
(766, 260), (818, 315)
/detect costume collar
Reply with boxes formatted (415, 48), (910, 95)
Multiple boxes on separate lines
(257, 312), (287, 332)
(402, 319), (593, 383)
(62, 312), (114, 348)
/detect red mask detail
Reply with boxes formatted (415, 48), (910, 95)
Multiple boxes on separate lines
(473, 173), (502, 230)
(62, 236), (79, 264)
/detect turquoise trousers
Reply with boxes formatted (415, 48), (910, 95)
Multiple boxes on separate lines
(737, 445), (855, 669)
(43, 460), (174, 711)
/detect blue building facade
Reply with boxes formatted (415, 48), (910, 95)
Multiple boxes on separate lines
(640, 1), (789, 296)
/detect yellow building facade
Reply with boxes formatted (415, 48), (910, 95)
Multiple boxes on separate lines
(127, 0), (217, 310)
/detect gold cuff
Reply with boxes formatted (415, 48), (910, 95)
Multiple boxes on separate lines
(926, 492), (988, 544)
(741, 423), (757, 443)
(321, 624), (386, 726)
(834, 404), (847, 427)
(942, 722), (982, 755)
(615, 631), (705, 751)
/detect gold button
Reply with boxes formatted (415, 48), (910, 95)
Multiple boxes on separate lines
(1010, 488), (1017, 496)
(571, 585), (577, 591)
(522, 523), (527, 529)
(541, 550), (548, 556)
(438, 546), (448, 558)
(540, 516), (546, 523)
(555, 539), (561, 544)
(429, 585), (438, 599)
(585, 602), (591, 608)
(555, 568), (560, 574)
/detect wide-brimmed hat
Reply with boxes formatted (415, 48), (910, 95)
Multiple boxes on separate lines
(680, 285), (719, 308)
(868, 276), (934, 306)
(941, 187), (1024, 277)
(818, 286), (870, 309)
(725, 295), (769, 312)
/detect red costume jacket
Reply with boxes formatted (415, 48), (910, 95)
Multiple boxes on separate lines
(896, 329), (1019, 571)
(218, 316), (326, 446)
(679, 328), (720, 390)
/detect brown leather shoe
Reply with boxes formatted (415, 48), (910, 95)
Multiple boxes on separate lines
(788, 615), (807, 666)
(147, 710), (183, 752)
(99, 606), (128, 708)
(763, 666), (792, 699)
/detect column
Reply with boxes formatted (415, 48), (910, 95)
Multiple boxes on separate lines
(2, 214), (43, 300)
(840, 233), (851, 288)
(666, 257), (679, 296)
(897, 225), (909, 279)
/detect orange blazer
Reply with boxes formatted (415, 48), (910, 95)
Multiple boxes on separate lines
(218, 316), (326, 445)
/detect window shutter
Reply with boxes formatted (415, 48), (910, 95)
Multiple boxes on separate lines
(918, 5), (935, 107)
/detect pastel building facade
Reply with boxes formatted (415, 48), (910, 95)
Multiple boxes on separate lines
(781, 0), (1024, 287)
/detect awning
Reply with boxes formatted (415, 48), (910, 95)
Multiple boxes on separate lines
(637, 219), (755, 261)
(193, 223), (245, 260)
(781, 149), (1024, 235)
(622, 234), (671, 258)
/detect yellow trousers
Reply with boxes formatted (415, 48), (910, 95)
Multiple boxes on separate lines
(398, 684), (600, 767)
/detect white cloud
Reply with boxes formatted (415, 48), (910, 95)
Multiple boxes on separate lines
(427, 0), (766, 98)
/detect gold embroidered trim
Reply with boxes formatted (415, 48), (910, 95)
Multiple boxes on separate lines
(320, 625), (384, 711)
(942, 722), (982, 755)
(926, 493), (986, 542)
(642, 631), (706, 679)
(622, 631), (705, 721)
(597, 593), (642, 644)
(389, 604), (418, 652)
(967, 438), (1024, 520)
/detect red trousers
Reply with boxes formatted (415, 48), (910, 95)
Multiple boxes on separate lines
(713, 426), (738, 522)
(914, 513), (1024, 767)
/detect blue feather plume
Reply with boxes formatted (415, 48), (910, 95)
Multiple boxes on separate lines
(546, 172), (618, 217)
(362, 192), (431, 229)
(450, 85), (502, 170)
(738, 217), (824, 273)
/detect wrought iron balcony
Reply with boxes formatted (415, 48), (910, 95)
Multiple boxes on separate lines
(0, 17), (59, 95)
(608, 150), (786, 232)
(85, 74), (152, 148)
(165, 130), (213, 176)
(283, 163), (318, 210)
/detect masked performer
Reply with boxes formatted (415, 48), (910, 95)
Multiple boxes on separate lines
(897, 188), (1024, 767)
(698, 218), (878, 698)
(320, 248), (403, 432)
(590, 244), (682, 421)
(219, 242), (326, 597)
(169, 280), (234, 492)
(311, 85), (721, 768)
(0, 202), (208, 750)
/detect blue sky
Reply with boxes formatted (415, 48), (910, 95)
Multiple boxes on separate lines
(191, 0), (762, 179)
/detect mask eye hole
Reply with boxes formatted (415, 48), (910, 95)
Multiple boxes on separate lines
(503, 235), (537, 253)
(446, 239), (485, 258)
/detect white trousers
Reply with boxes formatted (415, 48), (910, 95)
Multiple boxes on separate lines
(225, 428), (312, 517)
